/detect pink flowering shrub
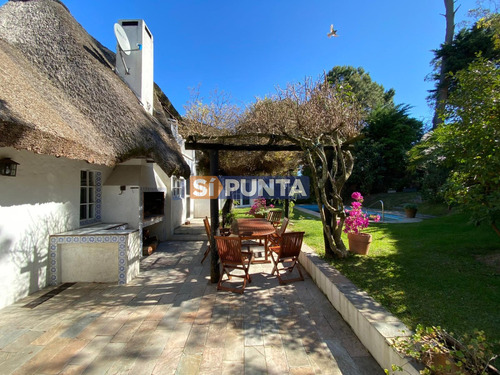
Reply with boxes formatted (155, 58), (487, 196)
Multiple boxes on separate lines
(247, 197), (274, 215)
(344, 192), (380, 234)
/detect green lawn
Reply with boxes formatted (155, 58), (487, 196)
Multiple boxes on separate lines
(234, 205), (500, 352)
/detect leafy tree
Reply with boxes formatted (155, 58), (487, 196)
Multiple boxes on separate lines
(348, 105), (424, 194)
(425, 58), (500, 235)
(430, 12), (500, 128)
(408, 135), (451, 203)
(326, 66), (394, 113)
(182, 75), (364, 258)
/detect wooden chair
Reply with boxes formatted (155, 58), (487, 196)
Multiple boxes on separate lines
(201, 217), (211, 263)
(215, 236), (254, 294)
(268, 217), (289, 247)
(269, 231), (305, 285)
(267, 210), (283, 228)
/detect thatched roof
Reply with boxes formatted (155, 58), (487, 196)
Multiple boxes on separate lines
(0, 0), (190, 178)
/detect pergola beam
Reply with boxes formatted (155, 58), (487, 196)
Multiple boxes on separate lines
(185, 142), (354, 152)
(185, 142), (304, 151)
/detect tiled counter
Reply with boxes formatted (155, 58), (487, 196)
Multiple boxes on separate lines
(49, 223), (141, 285)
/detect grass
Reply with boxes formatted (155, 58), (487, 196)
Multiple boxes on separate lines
(290, 207), (500, 354)
(232, 203), (500, 354)
(362, 191), (450, 216)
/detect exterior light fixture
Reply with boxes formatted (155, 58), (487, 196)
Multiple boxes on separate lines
(0, 158), (19, 177)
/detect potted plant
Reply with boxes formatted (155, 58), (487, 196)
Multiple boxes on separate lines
(390, 325), (497, 375)
(404, 203), (418, 218)
(344, 192), (380, 255)
(247, 197), (274, 218)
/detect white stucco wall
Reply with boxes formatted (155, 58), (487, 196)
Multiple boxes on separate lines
(101, 186), (141, 228)
(0, 147), (111, 309)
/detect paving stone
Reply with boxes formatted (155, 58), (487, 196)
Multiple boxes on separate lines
(245, 345), (268, 375)
(57, 363), (88, 375)
(140, 328), (171, 357)
(110, 316), (144, 343)
(35, 339), (89, 374)
(61, 313), (101, 338)
(244, 319), (264, 347)
(0, 329), (29, 349)
(305, 341), (343, 375)
(223, 325), (244, 363)
(289, 366), (316, 374)
(184, 324), (209, 355)
(0, 330), (44, 352)
(123, 320), (159, 357)
(0, 232), (383, 375)
(0, 345), (43, 374)
(222, 360), (244, 375)
(105, 352), (137, 375)
(264, 344), (289, 375)
(77, 316), (124, 340)
(151, 345), (183, 374)
(175, 353), (202, 374)
(81, 342), (127, 375)
(128, 354), (159, 375)
(165, 321), (192, 349)
(205, 322), (227, 348)
(68, 335), (112, 367)
(282, 335), (310, 369)
(324, 338), (362, 375)
(353, 355), (386, 375)
(11, 336), (73, 375)
(199, 347), (224, 374)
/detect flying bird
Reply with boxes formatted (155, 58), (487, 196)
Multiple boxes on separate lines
(327, 24), (338, 37)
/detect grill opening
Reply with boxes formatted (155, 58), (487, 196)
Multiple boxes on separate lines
(143, 192), (165, 218)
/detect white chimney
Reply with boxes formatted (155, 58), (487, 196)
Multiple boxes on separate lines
(115, 19), (154, 115)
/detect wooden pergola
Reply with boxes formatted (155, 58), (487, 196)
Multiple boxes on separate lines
(185, 134), (358, 281)
(185, 138), (306, 282)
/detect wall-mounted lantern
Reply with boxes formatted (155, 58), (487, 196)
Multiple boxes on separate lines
(0, 158), (19, 177)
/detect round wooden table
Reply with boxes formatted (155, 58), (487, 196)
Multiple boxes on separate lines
(233, 218), (276, 263)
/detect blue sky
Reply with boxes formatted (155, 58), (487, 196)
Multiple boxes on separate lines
(3, 0), (490, 128)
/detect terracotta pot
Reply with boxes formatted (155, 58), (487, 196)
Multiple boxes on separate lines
(253, 213), (265, 218)
(347, 232), (372, 255)
(405, 208), (417, 218)
(422, 352), (463, 375)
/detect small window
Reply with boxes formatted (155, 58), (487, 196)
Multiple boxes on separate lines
(173, 178), (184, 200)
(80, 171), (96, 220)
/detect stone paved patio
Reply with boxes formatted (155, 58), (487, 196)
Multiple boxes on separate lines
(0, 238), (384, 374)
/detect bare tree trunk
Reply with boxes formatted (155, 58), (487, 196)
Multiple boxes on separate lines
(432, 0), (456, 129)
(221, 198), (233, 227)
(304, 141), (350, 259)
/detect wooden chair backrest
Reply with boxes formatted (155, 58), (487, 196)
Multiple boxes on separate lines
(277, 217), (289, 236)
(203, 217), (211, 239)
(267, 210), (282, 222)
(278, 231), (305, 258)
(215, 236), (243, 264)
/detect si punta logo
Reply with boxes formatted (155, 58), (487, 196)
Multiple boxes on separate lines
(190, 176), (310, 200)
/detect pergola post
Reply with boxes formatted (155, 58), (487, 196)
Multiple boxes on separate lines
(209, 149), (220, 283)
(284, 199), (290, 218)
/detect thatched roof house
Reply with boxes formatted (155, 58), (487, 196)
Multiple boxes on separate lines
(0, 0), (190, 178)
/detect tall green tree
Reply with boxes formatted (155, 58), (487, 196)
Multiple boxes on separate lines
(432, 0), (457, 129)
(326, 66), (394, 113)
(423, 58), (500, 235)
(430, 12), (500, 128)
(348, 105), (424, 194)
